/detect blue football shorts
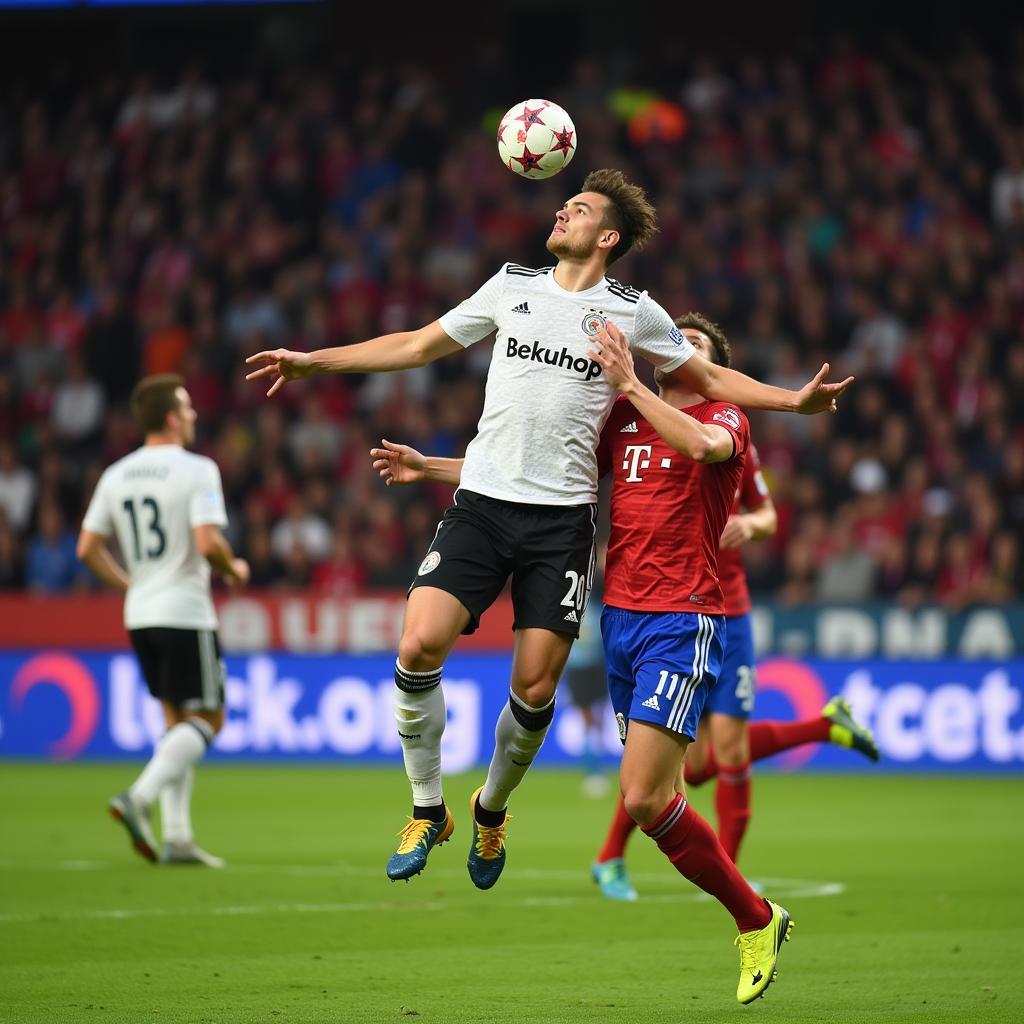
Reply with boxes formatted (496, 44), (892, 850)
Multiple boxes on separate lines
(601, 605), (725, 743)
(704, 612), (756, 720)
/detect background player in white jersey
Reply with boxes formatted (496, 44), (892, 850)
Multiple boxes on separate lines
(77, 374), (249, 867)
(245, 169), (853, 888)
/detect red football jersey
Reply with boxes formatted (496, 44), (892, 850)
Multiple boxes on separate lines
(717, 443), (771, 617)
(599, 395), (749, 614)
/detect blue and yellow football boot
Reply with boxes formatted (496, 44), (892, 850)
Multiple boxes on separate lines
(467, 787), (510, 890)
(385, 808), (454, 881)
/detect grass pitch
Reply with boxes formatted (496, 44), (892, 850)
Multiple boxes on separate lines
(0, 765), (1019, 1023)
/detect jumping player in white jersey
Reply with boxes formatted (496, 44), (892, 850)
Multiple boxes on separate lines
(78, 374), (250, 866)
(245, 169), (853, 888)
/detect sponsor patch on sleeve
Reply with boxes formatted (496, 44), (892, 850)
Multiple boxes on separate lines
(712, 408), (741, 430)
(754, 470), (769, 496)
(668, 326), (686, 346)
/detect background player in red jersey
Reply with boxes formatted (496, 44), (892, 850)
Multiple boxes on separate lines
(690, 435), (781, 861)
(370, 317), (797, 1004)
(592, 316), (880, 902)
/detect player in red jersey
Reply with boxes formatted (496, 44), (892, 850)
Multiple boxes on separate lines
(593, 317), (879, 902)
(587, 320), (794, 1004)
(370, 315), (796, 1004)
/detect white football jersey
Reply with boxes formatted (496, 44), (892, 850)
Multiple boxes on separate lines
(439, 264), (694, 505)
(82, 445), (228, 630)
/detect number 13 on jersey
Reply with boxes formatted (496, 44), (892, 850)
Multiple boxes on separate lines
(122, 496), (165, 561)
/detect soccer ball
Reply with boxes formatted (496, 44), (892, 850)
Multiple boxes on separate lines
(496, 99), (576, 179)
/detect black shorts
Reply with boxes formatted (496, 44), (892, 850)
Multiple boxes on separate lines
(409, 489), (597, 637)
(129, 627), (225, 712)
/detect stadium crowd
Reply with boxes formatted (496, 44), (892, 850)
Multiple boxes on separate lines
(1, 29), (1023, 608)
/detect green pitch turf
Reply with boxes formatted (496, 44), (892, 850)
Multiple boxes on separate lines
(0, 765), (1019, 1024)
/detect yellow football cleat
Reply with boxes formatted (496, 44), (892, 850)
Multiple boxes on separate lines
(735, 900), (793, 1004)
(822, 696), (880, 762)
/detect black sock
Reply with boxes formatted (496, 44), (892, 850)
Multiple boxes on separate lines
(413, 802), (447, 823)
(474, 794), (506, 828)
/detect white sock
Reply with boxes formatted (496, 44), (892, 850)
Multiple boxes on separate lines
(160, 765), (195, 844)
(480, 691), (555, 813)
(130, 719), (213, 809)
(393, 661), (446, 808)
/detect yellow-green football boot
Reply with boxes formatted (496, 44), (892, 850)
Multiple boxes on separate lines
(823, 696), (880, 762)
(735, 899), (793, 1004)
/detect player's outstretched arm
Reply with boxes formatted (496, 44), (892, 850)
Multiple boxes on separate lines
(590, 325), (734, 464)
(673, 355), (854, 415)
(194, 524), (250, 590)
(720, 498), (778, 549)
(76, 530), (130, 593)
(369, 439), (464, 487)
(245, 321), (464, 398)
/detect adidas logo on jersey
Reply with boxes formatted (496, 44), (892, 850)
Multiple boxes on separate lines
(510, 302), (531, 315)
(641, 694), (661, 711)
(564, 609), (579, 623)
(620, 421), (638, 433)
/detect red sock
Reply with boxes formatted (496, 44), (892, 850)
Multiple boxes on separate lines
(749, 718), (830, 762)
(715, 763), (752, 863)
(596, 794), (638, 863)
(684, 746), (718, 787)
(684, 716), (831, 784)
(642, 793), (770, 932)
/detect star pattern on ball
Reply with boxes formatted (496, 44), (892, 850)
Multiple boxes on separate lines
(512, 145), (545, 174)
(515, 104), (547, 127)
(551, 127), (575, 155)
(496, 122), (508, 145)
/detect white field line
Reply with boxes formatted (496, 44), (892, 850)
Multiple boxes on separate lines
(0, 900), (447, 925)
(3, 859), (842, 891)
(0, 862), (844, 925)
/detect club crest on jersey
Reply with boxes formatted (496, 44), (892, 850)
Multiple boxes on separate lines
(712, 408), (741, 430)
(418, 551), (441, 576)
(581, 309), (608, 336)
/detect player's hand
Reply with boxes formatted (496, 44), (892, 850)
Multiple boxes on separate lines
(794, 362), (854, 414)
(244, 349), (314, 397)
(720, 514), (754, 549)
(226, 558), (250, 589)
(370, 439), (427, 486)
(589, 322), (639, 393)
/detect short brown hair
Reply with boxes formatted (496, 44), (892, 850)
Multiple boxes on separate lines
(581, 168), (658, 265)
(673, 312), (732, 368)
(131, 374), (185, 435)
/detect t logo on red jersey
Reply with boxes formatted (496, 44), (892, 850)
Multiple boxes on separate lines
(622, 444), (652, 482)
